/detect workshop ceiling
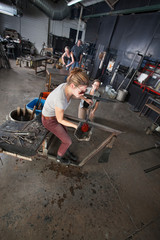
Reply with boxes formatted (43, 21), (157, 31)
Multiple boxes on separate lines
(79, 0), (118, 9)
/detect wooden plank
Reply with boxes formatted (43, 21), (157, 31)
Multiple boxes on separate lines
(79, 133), (116, 167)
(145, 103), (160, 114)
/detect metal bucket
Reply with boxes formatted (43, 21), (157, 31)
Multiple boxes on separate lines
(8, 108), (36, 122)
(105, 85), (117, 99)
(116, 89), (128, 102)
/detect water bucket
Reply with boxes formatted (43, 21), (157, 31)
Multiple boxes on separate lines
(116, 89), (128, 102)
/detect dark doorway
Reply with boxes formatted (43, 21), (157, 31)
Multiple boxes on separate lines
(69, 28), (82, 45)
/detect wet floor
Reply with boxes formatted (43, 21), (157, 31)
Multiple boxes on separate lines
(0, 60), (160, 240)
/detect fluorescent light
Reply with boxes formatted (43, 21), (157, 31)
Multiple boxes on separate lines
(67, 0), (82, 6)
(0, 10), (14, 16)
(0, 3), (17, 16)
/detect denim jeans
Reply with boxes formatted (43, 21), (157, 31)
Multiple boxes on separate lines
(72, 61), (80, 68)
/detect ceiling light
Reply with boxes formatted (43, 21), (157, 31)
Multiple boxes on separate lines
(0, 3), (17, 16)
(0, 9), (14, 16)
(67, 0), (82, 6)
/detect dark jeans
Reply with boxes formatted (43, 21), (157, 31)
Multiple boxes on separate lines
(42, 116), (72, 156)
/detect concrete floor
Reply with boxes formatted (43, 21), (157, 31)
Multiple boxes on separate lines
(0, 60), (160, 240)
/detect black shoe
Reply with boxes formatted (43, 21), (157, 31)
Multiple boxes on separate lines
(57, 155), (70, 165)
(65, 150), (78, 162)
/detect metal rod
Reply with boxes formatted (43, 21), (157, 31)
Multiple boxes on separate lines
(144, 164), (160, 173)
(3, 151), (32, 161)
(64, 114), (122, 134)
(84, 93), (116, 103)
(129, 144), (160, 155)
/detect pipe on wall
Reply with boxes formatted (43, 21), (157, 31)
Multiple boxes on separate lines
(83, 4), (160, 19)
(29, 0), (70, 20)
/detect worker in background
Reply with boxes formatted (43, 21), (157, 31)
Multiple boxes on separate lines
(71, 40), (83, 68)
(42, 68), (92, 165)
(61, 46), (74, 71)
(78, 79), (101, 121)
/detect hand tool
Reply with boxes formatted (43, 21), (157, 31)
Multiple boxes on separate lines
(17, 106), (21, 116)
(2, 130), (36, 138)
(0, 136), (15, 145)
(30, 105), (36, 120)
(18, 136), (33, 144)
(23, 104), (26, 117)
(36, 92), (43, 110)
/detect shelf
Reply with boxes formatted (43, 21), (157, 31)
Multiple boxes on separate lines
(133, 80), (160, 96)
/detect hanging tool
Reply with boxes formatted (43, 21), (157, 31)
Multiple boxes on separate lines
(117, 51), (139, 91)
(110, 63), (120, 85)
(129, 142), (160, 155)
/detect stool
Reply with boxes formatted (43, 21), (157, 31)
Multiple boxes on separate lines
(139, 97), (160, 124)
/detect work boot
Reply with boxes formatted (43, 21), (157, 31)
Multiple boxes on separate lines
(65, 150), (78, 162)
(57, 155), (70, 165)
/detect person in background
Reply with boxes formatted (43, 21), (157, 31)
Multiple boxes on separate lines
(71, 40), (83, 68)
(61, 46), (74, 71)
(42, 68), (92, 165)
(78, 79), (101, 121)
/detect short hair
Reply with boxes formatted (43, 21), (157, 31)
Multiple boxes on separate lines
(67, 67), (89, 87)
(93, 79), (101, 85)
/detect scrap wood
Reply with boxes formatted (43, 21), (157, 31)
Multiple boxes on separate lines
(79, 133), (117, 167)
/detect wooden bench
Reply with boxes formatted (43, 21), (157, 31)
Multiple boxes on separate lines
(139, 97), (160, 124)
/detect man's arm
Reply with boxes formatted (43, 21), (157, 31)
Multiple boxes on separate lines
(80, 95), (93, 105)
(79, 54), (83, 65)
(89, 101), (99, 120)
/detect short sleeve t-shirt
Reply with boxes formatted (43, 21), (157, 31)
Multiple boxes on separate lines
(42, 83), (71, 117)
(71, 45), (83, 61)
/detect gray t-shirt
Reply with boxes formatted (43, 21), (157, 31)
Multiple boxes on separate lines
(42, 83), (71, 117)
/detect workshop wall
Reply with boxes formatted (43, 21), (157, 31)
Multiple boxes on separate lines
(0, 2), (86, 54)
(85, 9), (160, 80)
(0, 3), (48, 53)
(50, 19), (86, 42)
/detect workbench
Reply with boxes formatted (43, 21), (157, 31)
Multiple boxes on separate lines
(0, 115), (48, 160)
(16, 56), (48, 75)
(0, 114), (122, 166)
(32, 56), (48, 74)
(46, 68), (68, 91)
